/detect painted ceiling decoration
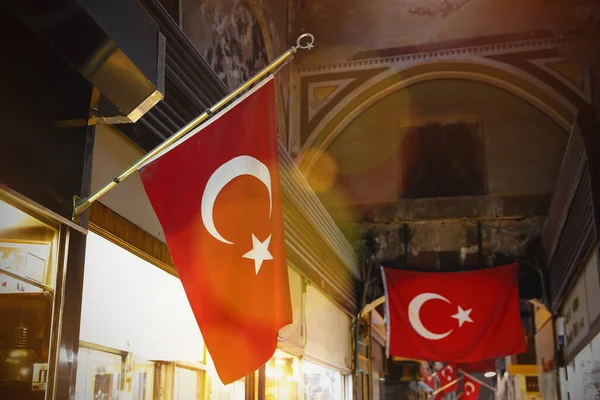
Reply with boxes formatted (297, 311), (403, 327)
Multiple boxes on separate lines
(299, 68), (387, 146)
(291, 31), (588, 166)
(308, 78), (354, 120)
(202, 3), (269, 89)
(407, 0), (472, 17)
(487, 49), (591, 109)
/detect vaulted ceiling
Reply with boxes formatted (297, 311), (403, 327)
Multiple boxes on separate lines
(286, 0), (592, 273)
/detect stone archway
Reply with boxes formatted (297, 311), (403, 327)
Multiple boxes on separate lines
(296, 61), (576, 175)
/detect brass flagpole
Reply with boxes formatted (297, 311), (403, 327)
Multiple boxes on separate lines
(431, 377), (462, 399)
(73, 33), (315, 221)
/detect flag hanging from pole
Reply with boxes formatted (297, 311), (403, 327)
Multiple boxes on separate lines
(439, 364), (457, 394)
(421, 363), (435, 390)
(382, 263), (526, 362)
(138, 77), (292, 384)
(462, 374), (482, 399)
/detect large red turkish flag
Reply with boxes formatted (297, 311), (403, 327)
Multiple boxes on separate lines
(383, 264), (525, 362)
(139, 77), (291, 384)
(462, 374), (482, 399)
(458, 359), (497, 373)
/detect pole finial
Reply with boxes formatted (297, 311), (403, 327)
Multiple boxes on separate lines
(296, 33), (315, 51)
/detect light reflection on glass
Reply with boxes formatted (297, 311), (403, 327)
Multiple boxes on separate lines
(265, 350), (299, 400)
(303, 360), (342, 400)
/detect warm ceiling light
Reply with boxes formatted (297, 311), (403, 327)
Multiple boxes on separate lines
(484, 371), (497, 378)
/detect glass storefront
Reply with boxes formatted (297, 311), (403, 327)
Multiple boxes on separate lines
(75, 232), (351, 400)
(265, 350), (300, 400)
(0, 193), (65, 398)
(73, 337), (349, 400)
(75, 346), (124, 400)
(132, 358), (154, 400)
(75, 346), (249, 400)
(303, 360), (343, 400)
(75, 232), (248, 399)
(264, 350), (345, 400)
(206, 372), (245, 400)
(173, 365), (202, 399)
(565, 331), (600, 400)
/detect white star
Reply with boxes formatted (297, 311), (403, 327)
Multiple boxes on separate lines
(242, 234), (273, 274)
(451, 306), (473, 327)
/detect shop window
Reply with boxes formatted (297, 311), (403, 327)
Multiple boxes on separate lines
(75, 345), (158, 400)
(303, 360), (343, 400)
(174, 365), (203, 400)
(133, 358), (154, 400)
(265, 350), (300, 399)
(206, 373), (245, 400)
(565, 332), (600, 400)
(75, 346), (124, 400)
(0, 195), (60, 399)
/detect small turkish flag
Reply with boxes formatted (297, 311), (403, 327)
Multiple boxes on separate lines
(421, 364), (435, 390)
(439, 364), (457, 393)
(139, 77), (292, 384)
(382, 263), (525, 362)
(463, 374), (481, 399)
(423, 375), (435, 390)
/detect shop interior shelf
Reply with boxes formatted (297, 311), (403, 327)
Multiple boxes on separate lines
(0, 268), (53, 293)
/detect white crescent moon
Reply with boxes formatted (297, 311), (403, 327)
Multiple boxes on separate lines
(441, 366), (454, 382)
(408, 293), (453, 340)
(465, 382), (475, 395)
(201, 156), (272, 244)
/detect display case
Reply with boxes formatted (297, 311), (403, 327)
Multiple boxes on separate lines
(0, 191), (67, 399)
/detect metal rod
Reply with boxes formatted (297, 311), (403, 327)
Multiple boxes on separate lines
(0, 269), (54, 293)
(431, 377), (461, 397)
(73, 34), (315, 220)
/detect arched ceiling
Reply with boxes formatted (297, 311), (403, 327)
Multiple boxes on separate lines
(305, 78), (567, 218)
(291, 75), (570, 272)
(286, 0), (593, 283)
(296, 61), (578, 173)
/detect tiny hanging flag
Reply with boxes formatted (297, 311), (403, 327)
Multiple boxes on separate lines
(423, 375), (435, 390)
(439, 364), (458, 394)
(139, 77), (292, 384)
(463, 374), (482, 400)
(421, 363), (435, 390)
(382, 263), (526, 362)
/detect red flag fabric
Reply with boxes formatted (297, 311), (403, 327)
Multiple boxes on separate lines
(458, 359), (497, 373)
(423, 375), (435, 390)
(139, 77), (291, 384)
(433, 391), (444, 400)
(421, 363), (435, 389)
(439, 364), (457, 393)
(463, 374), (482, 399)
(382, 263), (525, 362)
